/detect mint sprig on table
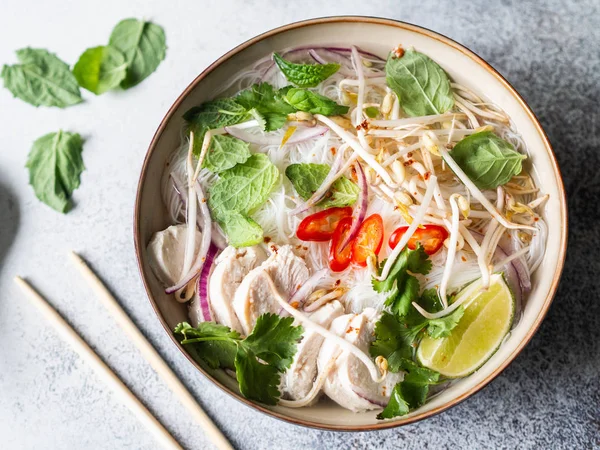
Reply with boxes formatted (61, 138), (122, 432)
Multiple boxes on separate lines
(25, 131), (85, 213)
(1, 18), (166, 213)
(175, 313), (303, 405)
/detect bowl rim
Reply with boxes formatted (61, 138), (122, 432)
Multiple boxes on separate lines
(134, 15), (568, 431)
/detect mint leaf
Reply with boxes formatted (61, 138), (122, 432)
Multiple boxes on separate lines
(109, 18), (166, 88)
(1, 48), (82, 108)
(285, 163), (358, 208)
(218, 212), (264, 247)
(282, 88), (348, 115)
(25, 131), (85, 213)
(184, 98), (250, 126)
(73, 46), (127, 95)
(209, 154), (279, 220)
(273, 53), (340, 88)
(175, 313), (303, 405)
(385, 49), (454, 117)
(236, 83), (295, 131)
(449, 131), (526, 190)
(244, 313), (303, 371)
(203, 135), (251, 173)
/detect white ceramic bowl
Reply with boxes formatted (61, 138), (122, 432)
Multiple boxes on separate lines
(134, 17), (568, 430)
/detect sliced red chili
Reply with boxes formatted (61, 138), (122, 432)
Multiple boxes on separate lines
(296, 206), (353, 242)
(351, 214), (384, 267)
(329, 216), (354, 272)
(389, 224), (448, 255)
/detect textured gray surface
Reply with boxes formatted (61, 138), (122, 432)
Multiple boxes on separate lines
(0, 0), (598, 449)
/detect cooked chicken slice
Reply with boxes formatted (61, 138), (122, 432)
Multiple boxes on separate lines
(318, 308), (402, 412)
(233, 245), (310, 335)
(207, 245), (267, 333)
(282, 300), (345, 401)
(147, 224), (200, 286)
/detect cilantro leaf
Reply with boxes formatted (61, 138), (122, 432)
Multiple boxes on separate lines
(285, 163), (359, 208)
(234, 345), (282, 405)
(282, 88), (349, 115)
(376, 360), (440, 420)
(425, 307), (465, 338)
(243, 313), (304, 371)
(373, 246), (431, 316)
(26, 130), (85, 213)
(174, 313), (303, 405)
(369, 312), (415, 372)
(273, 53), (340, 88)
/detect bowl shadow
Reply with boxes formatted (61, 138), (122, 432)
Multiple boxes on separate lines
(0, 176), (20, 276)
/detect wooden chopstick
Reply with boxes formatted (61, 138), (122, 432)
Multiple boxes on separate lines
(69, 252), (233, 450)
(14, 277), (183, 450)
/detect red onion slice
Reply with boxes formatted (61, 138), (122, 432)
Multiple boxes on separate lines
(340, 161), (368, 250)
(224, 125), (328, 146)
(196, 243), (218, 322)
(166, 182), (213, 294)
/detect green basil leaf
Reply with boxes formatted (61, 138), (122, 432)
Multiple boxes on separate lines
(449, 131), (527, 190)
(203, 135), (251, 173)
(218, 212), (264, 247)
(285, 163), (358, 208)
(273, 53), (340, 88)
(209, 153), (279, 221)
(109, 18), (166, 88)
(1, 48), (82, 108)
(385, 49), (454, 117)
(282, 88), (348, 115)
(25, 130), (85, 213)
(72, 46), (127, 95)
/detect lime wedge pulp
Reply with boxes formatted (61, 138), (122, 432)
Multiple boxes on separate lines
(417, 273), (515, 378)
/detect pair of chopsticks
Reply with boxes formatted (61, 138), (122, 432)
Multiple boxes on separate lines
(15, 252), (233, 450)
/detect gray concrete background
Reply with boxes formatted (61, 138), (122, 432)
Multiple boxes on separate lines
(0, 0), (598, 448)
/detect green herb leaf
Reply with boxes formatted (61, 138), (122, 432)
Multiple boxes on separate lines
(236, 83), (295, 132)
(282, 88), (348, 115)
(72, 46), (127, 95)
(372, 246), (432, 316)
(203, 135), (251, 173)
(424, 307), (465, 338)
(109, 18), (166, 88)
(234, 345), (281, 404)
(285, 163), (358, 208)
(1, 48), (82, 108)
(217, 212), (264, 247)
(25, 131), (85, 213)
(385, 49), (454, 117)
(450, 131), (527, 190)
(174, 322), (239, 369)
(243, 313), (303, 372)
(365, 106), (379, 118)
(209, 153), (279, 220)
(273, 53), (340, 88)
(175, 313), (303, 405)
(369, 312), (415, 373)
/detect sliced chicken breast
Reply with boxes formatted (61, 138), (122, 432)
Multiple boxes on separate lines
(282, 300), (345, 401)
(318, 308), (402, 412)
(207, 245), (267, 333)
(233, 245), (309, 335)
(147, 224), (201, 286)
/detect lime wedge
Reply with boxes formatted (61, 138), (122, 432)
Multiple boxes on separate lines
(416, 273), (514, 378)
